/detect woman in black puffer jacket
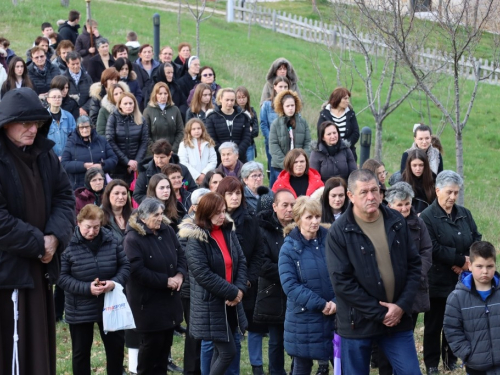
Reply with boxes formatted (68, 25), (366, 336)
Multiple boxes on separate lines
(58, 204), (130, 375)
(106, 92), (149, 184)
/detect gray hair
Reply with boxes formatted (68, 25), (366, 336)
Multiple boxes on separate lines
(385, 182), (414, 204)
(136, 198), (165, 221)
(241, 161), (264, 180)
(77, 115), (90, 126)
(347, 169), (378, 193)
(218, 142), (238, 154)
(191, 188), (211, 205)
(436, 170), (463, 189)
(96, 38), (109, 49)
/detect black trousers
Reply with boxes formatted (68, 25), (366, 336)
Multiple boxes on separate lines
(54, 284), (65, 320)
(424, 297), (457, 369)
(69, 321), (124, 375)
(182, 297), (202, 375)
(138, 329), (174, 375)
(210, 328), (237, 375)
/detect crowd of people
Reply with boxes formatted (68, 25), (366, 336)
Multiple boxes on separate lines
(0, 10), (498, 375)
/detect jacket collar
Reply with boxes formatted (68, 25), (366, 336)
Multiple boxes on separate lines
(458, 271), (500, 293)
(177, 214), (234, 243)
(127, 212), (171, 236)
(283, 224), (329, 253)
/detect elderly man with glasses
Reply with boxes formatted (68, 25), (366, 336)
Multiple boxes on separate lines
(27, 46), (60, 99)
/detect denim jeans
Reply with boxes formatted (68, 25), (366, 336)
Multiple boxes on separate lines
(341, 330), (421, 375)
(268, 324), (287, 375)
(246, 144), (255, 162)
(248, 331), (264, 366)
(200, 333), (241, 375)
(264, 140), (272, 172)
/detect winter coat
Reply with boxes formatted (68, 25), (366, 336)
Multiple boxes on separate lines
(178, 138), (217, 181)
(133, 156), (197, 205)
(317, 104), (360, 161)
(95, 84), (131, 135)
(185, 108), (207, 123)
(248, 107), (259, 146)
(61, 95), (80, 122)
(177, 73), (200, 99)
(0, 94), (75, 288)
(58, 21), (80, 45)
(27, 61), (60, 94)
(205, 105), (252, 163)
(123, 213), (187, 332)
(64, 68), (94, 113)
(278, 225), (335, 360)
(269, 114), (311, 170)
(309, 140), (357, 183)
(254, 210), (288, 324)
(125, 41), (140, 62)
(260, 57), (301, 105)
(58, 227), (130, 324)
(420, 199), (482, 298)
(47, 108), (76, 157)
(105, 109), (149, 176)
(259, 100), (278, 144)
(136, 58), (160, 80)
(52, 56), (68, 75)
(61, 128), (118, 189)
(88, 83), (106, 125)
(406, 209), (432, 313)
(177, 217), (248, 341)
(147, 66), (188, 122)
(87, 54), (116, 83)
(143, 103), (184, 152)
(74, 187), (101, 216)
(444, 272), (500, 374)
(74, 26), (104, 71)
(272, 168), (324, 198)
(326, 203), (422, 338)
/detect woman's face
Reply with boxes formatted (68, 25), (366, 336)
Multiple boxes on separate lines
(98, 43), (109, 56)
(106, 78), (118, 88)
(338, 95), (350, 110)
(200, 68), (214, 84)
(209, 174), (223, 192)
(89, 173), (105, 192)
(221, 92), (235, 112)
(377, 166), (387, 184)
(389, 198), (412, 218)
(276, 64), (287, 77)
(189, 59), (200, 75)
(109, 186), (128, 209)
(78, 121), (91, 139)
(142, 207), (163, 231)
(210, 204), (226, 227)
(323, 125), (339, 146)
(299, 210), (321, 237)
(38, 40), (49, 52)
(292, 154), (307, 177)
(140, 47), (153, 62)
(201, 89), (211, 105)
(14, 61), (24, 77)
(436, 184), (460, 212)
(283, 98), (296, 117)
(113, 87), (124, 102)
(61, 84), (69, 97)
(78, 219), (101, 240)
(156, 87), (169, 105)
(328, 186), (346, 213)
(180, 46), (191, 59)
(224, 190), (242, 212)
(243, 170), (264, 193)
(164, 66), (174, 82)
(155, 179), (171, 201)
(119, 65), (129, 78)
(119, 96), (135, 114)
(410, 158), (425, 177)
(274, 81), (288, 94)
(168, 172), (183, 191)
(414, 130), (431, 151)
(190, 122), (203, 139)
(236, 92), (247, 108)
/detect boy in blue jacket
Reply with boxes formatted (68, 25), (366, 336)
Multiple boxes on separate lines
(444, 241), (500, 375)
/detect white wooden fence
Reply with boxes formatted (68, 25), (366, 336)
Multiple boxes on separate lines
(228, 0), (500, 85)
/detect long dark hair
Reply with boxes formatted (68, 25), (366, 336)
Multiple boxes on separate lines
(101, 179), (132, 227)
(321, 177), (348, 223)
(401, 149), (436, 203)
(146, 173), (178, 220)
(270, 76), (290, 109)
(2, 57), (34, 93)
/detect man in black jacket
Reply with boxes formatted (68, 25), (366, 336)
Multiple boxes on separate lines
(326, 169), (421, 375)
(58, 10), (81, 45)
(0, 88), (75, 375)
(64, 51), (93, 116)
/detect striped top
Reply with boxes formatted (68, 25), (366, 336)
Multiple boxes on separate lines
(329, 108), (349, 139)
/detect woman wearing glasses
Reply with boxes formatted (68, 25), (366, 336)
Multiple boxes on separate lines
(186, 66), (220, 106)
(61, 115), (117, 190)
(241, 161), (268, 214)
(46, 87), (76, 157)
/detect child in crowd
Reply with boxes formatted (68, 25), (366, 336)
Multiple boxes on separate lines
(444, 241), (500, 375)
(236, 86), (258, 162)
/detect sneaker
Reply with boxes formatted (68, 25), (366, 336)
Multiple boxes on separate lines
(315, 364), (329, 374)
(167, 360), (183, 373)
(252, 365), (265, 375)
(426, 367), (439, 375)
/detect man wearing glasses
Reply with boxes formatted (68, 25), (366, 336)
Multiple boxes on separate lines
(0, 88), (75, 375)
(27, 46), (59, 99)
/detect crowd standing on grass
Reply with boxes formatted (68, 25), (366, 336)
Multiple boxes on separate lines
(0, 10), (495, 375)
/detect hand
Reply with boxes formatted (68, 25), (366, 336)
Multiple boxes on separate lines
(79, 108), (88, 116)
(90, 281), (105, 296)
(322, 301), (337, 315)
(226, 289), (243, 307)
(101, 280), (115, 293)
(451, 265), (462, 275)
(39, 93), (48, 101)
(380, 301), (404, 327)
(41, 235), (59, 264)
(168, 273), (183, 291)
(128, 160), (138, 171)
(88, 47), (96, 54)
(462, 256), (470, 271)
(84, 162), (93, 170)
(196, 174), (205, 185)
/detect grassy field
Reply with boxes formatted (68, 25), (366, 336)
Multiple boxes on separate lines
(1, 0), (498, 373)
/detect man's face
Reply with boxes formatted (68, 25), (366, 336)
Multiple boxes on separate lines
(220, 149), (238, 169)
(67, 58), (81, 74)
(32, 50), (46, 69)
(3, 121), (44, 147)
(273, 191), (295, 224)
(347, 179), (381, 218)
(160, 48), (173, 63)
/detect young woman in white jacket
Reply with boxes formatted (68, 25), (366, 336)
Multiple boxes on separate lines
(178, 118), (217, 185)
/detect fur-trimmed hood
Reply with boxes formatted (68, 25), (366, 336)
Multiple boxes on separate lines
(127, 211), (171, 236)
(273, 89), (302, 117)
(265, 57), (299, 84)
(91, 80), (130, 102)
(283, 222), (331, 237)
(177, 214), (234, 243)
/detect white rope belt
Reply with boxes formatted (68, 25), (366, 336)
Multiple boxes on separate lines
(11, 289), (19, 375)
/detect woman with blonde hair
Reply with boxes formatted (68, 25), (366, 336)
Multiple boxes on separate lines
(143, 81), (184, 153)
(178, 118), (217, 185)
(106, 92), (149, 183)
(185, 83), (213, 122)
(96, 82), (129, 135)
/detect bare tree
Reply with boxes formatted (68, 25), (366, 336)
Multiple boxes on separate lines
(349, 0), (500, 203)
(183, 0), (216, 56)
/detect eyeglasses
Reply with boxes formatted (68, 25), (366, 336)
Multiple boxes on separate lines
(48, 96), (63, 100)
(78, 125), (91, 130)
(202, 73), (214, 77)
(33, 55), (45, 60)
(20, 121), (44, 129)
(249, 173), (263, 180)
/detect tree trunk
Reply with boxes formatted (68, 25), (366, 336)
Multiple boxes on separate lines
(455, 130), (465, 205)
(178, 0), (182, 35)
(375, 120), (383, 161)
(196, 19), (200, 56)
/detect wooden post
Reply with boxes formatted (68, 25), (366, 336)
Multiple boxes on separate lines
(272, 10), (277, 32)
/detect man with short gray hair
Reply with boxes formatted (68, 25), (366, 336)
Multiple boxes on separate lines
(64, 51), (93, 116)
(216, 142), (243, 178)
(326, 169), (422, 374)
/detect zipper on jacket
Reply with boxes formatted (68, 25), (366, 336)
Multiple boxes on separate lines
(350, 308), (355, 330)
(485, 302), (495, 365)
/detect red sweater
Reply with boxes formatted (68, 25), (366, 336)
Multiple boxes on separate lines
(211, 226), (232, 283)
